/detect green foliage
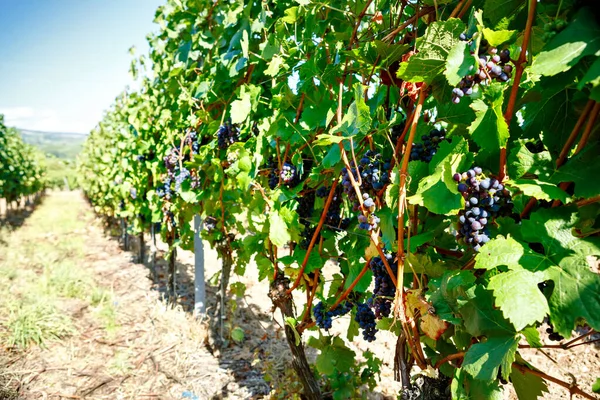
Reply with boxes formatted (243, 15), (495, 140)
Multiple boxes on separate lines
(77, 0), (600, 398)
(0, 115), (47, 201)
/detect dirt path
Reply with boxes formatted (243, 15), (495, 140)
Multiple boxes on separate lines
(1, 191), (598, 400)
(0, 192), (275, 399)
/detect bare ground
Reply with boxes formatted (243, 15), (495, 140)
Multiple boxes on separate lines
(1, 191), (599, 399)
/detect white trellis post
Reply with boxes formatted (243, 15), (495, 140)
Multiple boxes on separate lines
(193, 215), (206, 318)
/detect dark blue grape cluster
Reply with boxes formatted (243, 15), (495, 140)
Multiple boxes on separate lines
(280, 162), (297, 184)
(297, 191), (315, 220)
(355, 303), (378, 342)
(325, 186), (351, 231)
(217, 122), (240, 149)
(391, 121), (406, 143)
(130, 188), (137, 200)
(342, 150), (389, 231)
(316, 186), (329, 198)
(453, 167), (512, 251)
(370, 255), (397, 319)
(136, 154), (145, 162)
(313, 301), (353, 330)
(358, 193), (380, 231)
(166, 210), (177, 228)
(164, 148), (179, 177)
(186, 131), (200, 154)
(410, 128), (448, 163)
(452, 35), (513, 104)
(341, 150), (389, 208)
(204, 216), (217, 231)
(268, 160), (300, 189)
(175, 167), (190, 191)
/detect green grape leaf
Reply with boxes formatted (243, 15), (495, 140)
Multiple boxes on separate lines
(268, 209), (291, 247)
(521, 66), (585, 155)
(463, 334), (519, 381)
(521, 207), (600, 259)
(483, 0), (526, 29)
(549, 143), (600, 198)
(230, 91), (252, 124)
(488, 268), (549, 331)
(331, 84), (372, 138)
(460, 285), (515, 336)
(482, 28), (518, 47)
(531, 8), (600, 77)
(521, 326), (543, 348)
(510, 365), (550, 400)
(543, 256), (600, 337)
(397, 19), (465, 84)
(475, 236), (551, 272)
(578, 56), (600, 90)
(507, 140), (554, 179)
(507, 179), (570, 203)
(445, 40), (477, 86)
(314, 336), (356, 375)
(408, 158), (464, 215)
(468, 83), (509, 156)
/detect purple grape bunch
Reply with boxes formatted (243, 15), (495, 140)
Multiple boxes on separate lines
(452, 35), (513, 104)
(410, 128), (449, 163)
(217, 122), (240, 149)
(370, 254), (397, 319)
(186, 131), (200, 154)
(453, 167), (513, 251)
(355, 303), (378, 342)
(313, 301), (353, 330)
(358, 193), (380, 231)
(279, 162), (297, 184)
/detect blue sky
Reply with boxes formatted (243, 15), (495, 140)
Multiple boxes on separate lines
(0, 0), (164, 133)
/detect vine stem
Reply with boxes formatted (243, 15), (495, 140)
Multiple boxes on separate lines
(499, 0), (537, 182)
(552, 102), (600, 207)
(456, 0), (472, 19)
(556, 100), (595, 168)
(382, 7), (434, 42)
(288, 180), (340, 293)
(521, 100), (595, 218)
(349, 0), (374, 49)
(301, 269), (321, 323)
(395, 85), (428, 320)
(574, 101), (600, 152)
(512, 363), (598, 400)
(434, 351), (465, 369)
(330, 259), (371, 310)
(449, 0), (468, 18)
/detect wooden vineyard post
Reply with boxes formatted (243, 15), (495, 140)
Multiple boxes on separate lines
(150, 223), (157, 282)
(193, 215), (206, 318)
(139, 230), (145, 264)
(167, 234), (177, 304)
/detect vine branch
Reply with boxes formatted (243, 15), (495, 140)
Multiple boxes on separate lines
(499, 0), (537, 182)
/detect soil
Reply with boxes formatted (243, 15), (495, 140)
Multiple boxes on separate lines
(1, 191), (599, 399)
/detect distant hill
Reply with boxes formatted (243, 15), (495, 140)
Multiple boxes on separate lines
(18, 129), (87, 160)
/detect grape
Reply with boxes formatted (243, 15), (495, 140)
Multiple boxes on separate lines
(130, 188), (137, 199)
(280, 162), (297, 184)
(314, 301), (353, 330)
(175, 167), (190, 191)
(370, 255), (397, 319)
(217, 122), (240, 149)
(355, 303), (378, 342)
(316, 186), (329, 198)
(204, 216), (217, 231)
(409, 127), (450, 163)
(452, 37), (514, 103)
(455, 166), (513, 251)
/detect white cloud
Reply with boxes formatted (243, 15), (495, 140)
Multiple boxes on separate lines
(0, 106), (94, 133)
